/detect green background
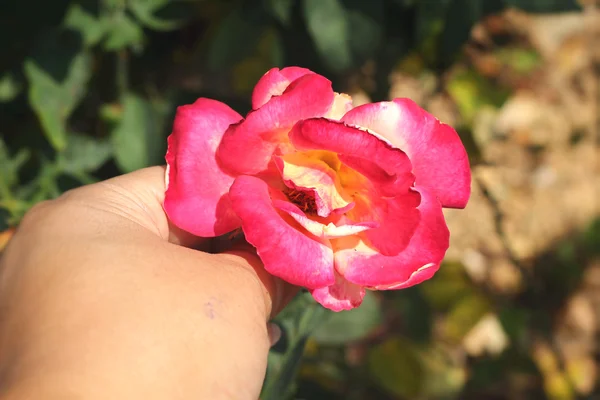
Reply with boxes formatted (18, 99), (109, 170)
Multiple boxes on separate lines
(1, 0), (598, 399)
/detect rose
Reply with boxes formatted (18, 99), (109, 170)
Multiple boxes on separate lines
(164, 67), (471, 311)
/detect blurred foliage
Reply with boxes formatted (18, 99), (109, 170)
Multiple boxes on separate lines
(0, 0), (582, 226)
(1, 0), (595, 399)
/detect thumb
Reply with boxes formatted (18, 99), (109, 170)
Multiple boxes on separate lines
(94, 167), (300, 316)
(95, 166), (208, 249)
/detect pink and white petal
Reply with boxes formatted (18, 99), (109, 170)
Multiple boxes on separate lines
(324, 93), (354, 120)
(164, 98), (243, 237)
(338, 154), (412, 197)
(310, 273), (365, 311)
(274, 154), (352, 217)
(341, 99), (471, 208)
(218, 74), (336, 175)
(273, 199), (377, 239)
(348, 189), (421, 256)
(376, 263), (439, 290)
(323, 222), (376, 238)
(251, 67), (314, 110)
(229, 176), (335, 289)
(289, 119), (415, 197)
(334, 186), (449, 288)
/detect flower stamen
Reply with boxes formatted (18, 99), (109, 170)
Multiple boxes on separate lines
(285, 188), (318, 215)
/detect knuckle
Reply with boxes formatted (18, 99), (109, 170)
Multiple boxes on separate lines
(19, 200), (55, 229)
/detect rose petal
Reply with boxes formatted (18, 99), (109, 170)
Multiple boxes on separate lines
(252, 67), (314, 110)
(218, 74), (336, 175)
(325, 93), (354, 119)
(164, 98), (243, 237)
(229, 176), (335, 289)
(310, 272), (365, 311)
(341, 99), (471, 208)
(273, 199), (377, 239)
(289, 118), (415, 197)
(274, 153), (352, 217)
(377, 263), (439, 290)
(334, 186), (449, 288)
(348, 189), (421, 257)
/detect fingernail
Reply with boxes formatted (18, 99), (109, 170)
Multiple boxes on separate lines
(267, 323), (282, 347)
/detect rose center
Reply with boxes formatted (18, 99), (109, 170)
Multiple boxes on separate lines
(285, 188), (318, 215)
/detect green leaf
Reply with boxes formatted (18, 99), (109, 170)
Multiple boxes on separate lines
(64, 3), (108, 46)
(495, 47), (541, 75)
(369, 338), (466, 399)
(263, 351), (299, 400)
(0, 73), (22, 103)
(446, 68), (509, 125)
(32, 158), (61, 200)
(57, 133), (112, 174)
(347, 13), (380, 59)
(419, 345), (467, 399)
(64, 51), (94, 107)
(231, 28), (285, 95)
(264, 0), (295, 26)
(414, 0), (451, 44)
(275, 292), (327, 336)
(0, 139), (30, 195)
(102, 0), (126, 10)
(99, 102), (124, 123)
(504, 0), (580, 12)
(302, 0), (352, 72)
(440, 0), (486, 63)
(276, 291), (315, 321)
(413, 0), (451, 64)
(262, 293), (329, 400)
(499, 306), (529, 343)
(368, 337), (424, 398)
(110, 93), (166, 173)
(394, 287), (433, 342)
(394, 0), (416, 5)
(24, 51), (92, 151)
(206, 7), (265, 71)
(583, 218), (600, 255)
(267, 29), (285, 67)
(24, 62), (67, 151)
(128, 0), (185, 31)
(420, 261), (472, 310)
(0, 139), (38, 224)
(416, 0), (503, 66)
(312, 291), (382, 345)
(345, 0), (384, 62)
(444, 293), (491, 342)
(103, 13), (144, 51)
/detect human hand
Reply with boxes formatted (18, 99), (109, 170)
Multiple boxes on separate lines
(0, 166), (297, 400)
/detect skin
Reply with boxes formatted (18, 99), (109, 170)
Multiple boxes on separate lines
(0, 166), (297, 400)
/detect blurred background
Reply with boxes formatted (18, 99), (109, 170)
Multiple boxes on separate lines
(0, 0), (598, 399)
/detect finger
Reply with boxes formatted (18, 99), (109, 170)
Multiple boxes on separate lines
(267, 323), (282, 346)
(99, 166), (209, 249)
(110, 167), (301, 314)
(228, 242), (301, 315)
(222, 243), (300, 318)
(167, 219), (212, 251)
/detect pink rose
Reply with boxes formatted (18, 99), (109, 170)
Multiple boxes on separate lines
(164, 67), (471, 311)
